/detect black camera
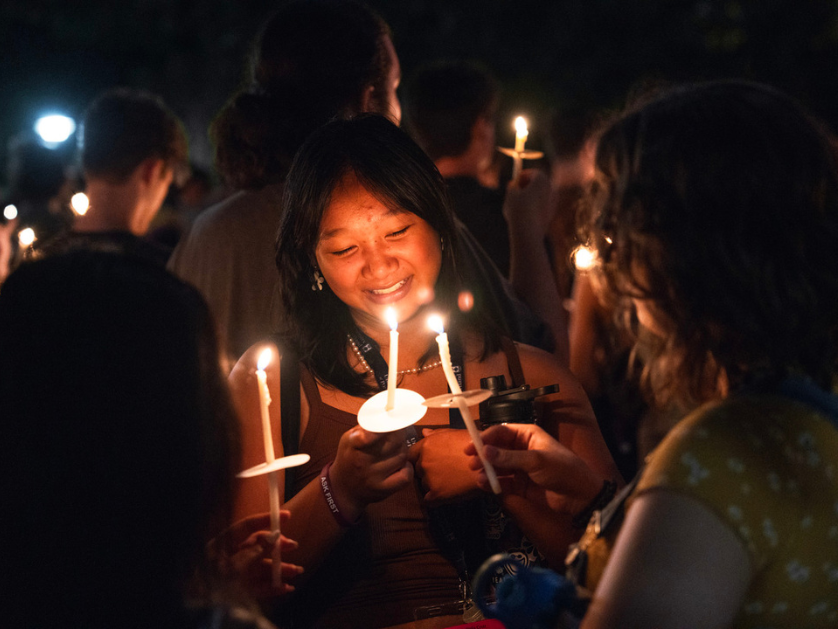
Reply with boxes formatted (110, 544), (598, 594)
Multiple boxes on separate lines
(478, 375), (560, 427)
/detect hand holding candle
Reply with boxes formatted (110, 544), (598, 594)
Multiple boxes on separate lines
(427, 315), (501, 494)
(498, 115), (544, 184)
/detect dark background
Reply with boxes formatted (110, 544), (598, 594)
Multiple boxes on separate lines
(3, 0), (838, 182)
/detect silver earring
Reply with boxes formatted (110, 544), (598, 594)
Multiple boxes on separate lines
(311, 268), (325, 291)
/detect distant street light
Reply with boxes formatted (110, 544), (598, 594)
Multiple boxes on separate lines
(34, 114), (76, 146)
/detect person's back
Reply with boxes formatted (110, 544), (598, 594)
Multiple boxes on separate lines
(0, 251), (267, 629)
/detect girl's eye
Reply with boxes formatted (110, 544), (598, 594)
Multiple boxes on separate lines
(388, 226), (410, 238)
(331, 246), (355, 257)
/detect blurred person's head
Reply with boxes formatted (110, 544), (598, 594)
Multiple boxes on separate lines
(81, 88), (188, 186)
(78, 89), (188, 234)
(0, 251), (240, 627)
(276, 114), (501, 395)
(583, 80), (838, 406)
(404, 60), (498, 176)
(211, 0), (400, 189)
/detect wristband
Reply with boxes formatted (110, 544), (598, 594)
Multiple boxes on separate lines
(571, 479), (618, 529)
(320, 462), (358, 528)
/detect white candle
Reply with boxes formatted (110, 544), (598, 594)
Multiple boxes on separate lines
(427, 315), (501, 494)
(256, 347), (281, 532)
(385, 308), (399, 412)
(512, 116), (528, 181)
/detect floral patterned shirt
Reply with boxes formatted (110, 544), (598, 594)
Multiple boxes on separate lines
(635, 394), (838, 627)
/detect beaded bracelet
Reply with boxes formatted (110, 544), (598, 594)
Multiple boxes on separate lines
(320, 462), (358, 528)
(571, 479), (618, 529)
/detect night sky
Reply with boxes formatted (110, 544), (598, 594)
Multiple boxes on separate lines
(4, 0), (838, 181)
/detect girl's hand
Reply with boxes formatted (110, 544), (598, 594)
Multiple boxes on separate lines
(408, 428), (479, 503)
(465, 423), (604, 514)
(211, 511), (303, 599)
(330, 426), (413, 520)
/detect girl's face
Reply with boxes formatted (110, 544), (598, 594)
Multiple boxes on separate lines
(314, 174), (442, 330)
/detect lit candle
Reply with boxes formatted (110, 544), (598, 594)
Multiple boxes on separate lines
(18, 227), (36, 248)
(256, 347), (281, 532)
(427, 315), (501, 494)
(385, 308), (399, 412)
(512, 116), (528, 181)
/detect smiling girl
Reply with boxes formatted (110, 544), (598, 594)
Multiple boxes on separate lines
(228, 114), (619, 629)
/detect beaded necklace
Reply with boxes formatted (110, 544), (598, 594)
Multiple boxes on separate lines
(348, 334), (442, 376)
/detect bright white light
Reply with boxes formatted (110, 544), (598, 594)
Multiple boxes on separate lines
(34, 114), (76, 145)
(3, 204), (17, 220)
(70, 192), (90, 215)
(257, 347), (272, 371)
(385, 307), (398, 331)
(427, 314), (445, 335)
(18, 227), (36, 247)
(514, 116), (528, 137)
(573, 246), (597, 271)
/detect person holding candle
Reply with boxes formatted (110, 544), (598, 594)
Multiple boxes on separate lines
(229, 113), (619, 629)
(0, 251), (301, 628)
(466, 81), (838, 628)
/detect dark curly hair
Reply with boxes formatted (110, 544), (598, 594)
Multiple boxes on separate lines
(582, 80), (838, 407)
(210, 0), (393, 189)
(276, 114), (501, 396)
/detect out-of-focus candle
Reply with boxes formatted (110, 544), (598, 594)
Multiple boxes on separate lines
(71, 192), (89, 216)
(18, 227), (36, 247)
(512, 117), (529, 181)
(573, 245), (597, 271)
(427, 315), (501, 494)
(385, 308), (398, 412)
(256, 347), (281, 533)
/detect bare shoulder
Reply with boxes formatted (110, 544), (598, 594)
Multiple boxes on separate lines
(516, 341), (585, 394)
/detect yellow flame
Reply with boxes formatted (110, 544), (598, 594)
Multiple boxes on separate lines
(573, 246), (597, 271)
(257, 347), (272, 371)
(514, 116), (528, 138)
(427, 314), (445, 335)
(385, 307), (398, 331)
(18, 227), (36, 246)
(70, 192), (89, 216)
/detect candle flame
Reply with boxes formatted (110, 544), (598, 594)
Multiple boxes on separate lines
(257, 347), (272, 371)
(385, 307), (398, 331)
(573, 245), (597, 271)
(18, 227), (36, 247)
(515, 116), (528, 138)
(3, 204), (17, 220)
(427, 314), (445, 335)
(70, 192), (90, 216)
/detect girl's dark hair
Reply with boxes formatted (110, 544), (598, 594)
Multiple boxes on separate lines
(211, 0), (392, 189)
(582, 80), (838, 406)
(0, 251), (241, 626)
(276, 114), (500, 395)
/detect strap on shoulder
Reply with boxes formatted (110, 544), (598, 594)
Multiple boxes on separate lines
(500, 337), (525, 388)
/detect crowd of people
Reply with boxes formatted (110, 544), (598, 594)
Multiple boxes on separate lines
(1, 1), (837, 628)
